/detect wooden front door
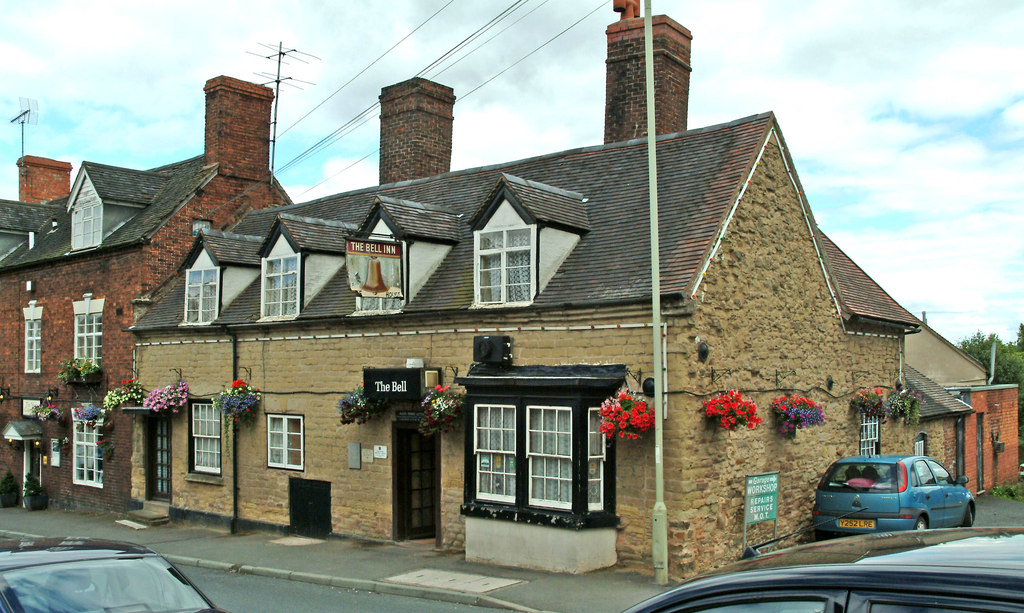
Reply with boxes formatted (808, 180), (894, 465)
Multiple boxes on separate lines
(393, 426), (438, 541)
(147, 418), (171, 501)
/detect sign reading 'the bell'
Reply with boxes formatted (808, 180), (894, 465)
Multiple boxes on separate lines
(346, 239), (403, 299)
(363, 368), (423, 400)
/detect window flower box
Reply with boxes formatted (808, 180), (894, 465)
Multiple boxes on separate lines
(57, 358), (103, 385)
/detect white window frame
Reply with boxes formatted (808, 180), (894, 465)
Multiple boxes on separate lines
(860, 414), (880, 457)
(71, 200), (103, 249)
(261, 255), (300, 318)
(267, 414), (304, 470)
(588, 407), (605, 511)
(75, 313), (102, 365)
(474, 226), (535, 305)
(184, 267), (220, 324)
(474, 404), (517, 504)
(73, 417), (103, 487)
(526, 405), (573, 510)
(25, 318), (41, 374)
(191, 402), (221, 474)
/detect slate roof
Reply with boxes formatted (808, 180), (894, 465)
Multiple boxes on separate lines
(135, 112), (922, 332)
(274, 214), (355, 254)
(904, 364), (974, 420)
(201, 230), (263, 267)
(81, 162), (168, 205)
(0, 199), (60, 233)
(369, 196), (462, 243)
(819, 233), (920, 328)
(0, 156), (215, 270)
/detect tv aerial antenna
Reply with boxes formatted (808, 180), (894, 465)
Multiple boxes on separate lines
(10, 97), (38, 166)
(248, 42), (318, 180)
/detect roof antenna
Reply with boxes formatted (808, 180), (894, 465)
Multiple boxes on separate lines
(10, 97), (38, 169)
(248, 42), (319, 182)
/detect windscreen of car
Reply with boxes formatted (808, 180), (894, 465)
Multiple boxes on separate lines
(0, 556), (211, 613)
(821, 462), (897, 493)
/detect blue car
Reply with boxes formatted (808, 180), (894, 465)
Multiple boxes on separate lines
(813, 455), (974, 539)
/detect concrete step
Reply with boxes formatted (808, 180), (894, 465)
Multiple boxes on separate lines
(127, 501), (170, 526)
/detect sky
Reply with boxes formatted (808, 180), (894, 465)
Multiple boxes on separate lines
(2, 1), (1022, 346)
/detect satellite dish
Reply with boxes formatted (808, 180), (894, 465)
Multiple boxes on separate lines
(10, 97), (39, 161)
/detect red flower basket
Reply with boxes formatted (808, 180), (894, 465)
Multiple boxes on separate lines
(703, 390), (762, 431)
(599, 391), (654, 440)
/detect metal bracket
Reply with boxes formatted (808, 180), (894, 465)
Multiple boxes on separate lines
(775, 369), (796, 389)
(711, 368), (734, 387)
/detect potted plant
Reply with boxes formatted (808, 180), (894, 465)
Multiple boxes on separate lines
(336, 385), (388, 425)
(73, 404), (108, 429)
(97, 438), (115, 460)
(418, 384), (464, 437)
(30, 401), (64, 423)
(703, 390), (762, 431)
(888, 388), (923, 425)
(23, 474), (47, 511)
(143, 380), (189, 416)
(0, 470), (18, 508)
(103, 378), (147, 412)
(599, 390), (654, 440)
(57, 358), (103, 384)
(850, 387), (888, 423)
(215, 379), (262, 427)
(771, 395), (825, 437)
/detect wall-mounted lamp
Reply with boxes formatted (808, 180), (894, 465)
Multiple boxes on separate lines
(642, 377), (655, 396)
(826, 375), (834, 392)
(6, 438), (21, 451)
(0, 385), (10, 403)
(45, 388), (59, 402)
(697, 341), (710, 363)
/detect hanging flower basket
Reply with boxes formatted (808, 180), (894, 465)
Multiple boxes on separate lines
(30, 402), (64, 423)
(73, 404), (109, 429)
(599, 390), (654, 440)
(215, 379), (262, 427)
(336, 385), (388, 425)
(771, 395), (825, 438)
(143, 381), (190, 416)
(418, 384), (464, 437)
(703, 390), (762, 431)
(57, 358), (103, 384)
(850, 387), (887, 423)
(887, 388), (923, 425)
(104, 379), (146, 412)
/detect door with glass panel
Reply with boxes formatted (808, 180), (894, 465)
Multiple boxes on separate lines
(147, 418), (171, 501)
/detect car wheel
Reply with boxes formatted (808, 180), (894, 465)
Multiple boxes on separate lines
(961, 505), (974, 527)
(914, 516), (928, 531)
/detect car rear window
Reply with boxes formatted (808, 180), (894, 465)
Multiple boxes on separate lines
(821, 462), (897, 493)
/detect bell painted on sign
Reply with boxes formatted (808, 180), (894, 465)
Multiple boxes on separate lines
(362, 256), (388, 293)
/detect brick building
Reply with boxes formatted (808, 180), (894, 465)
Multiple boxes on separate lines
(122, 11), (998, 578)
(0, 76), (289, 514)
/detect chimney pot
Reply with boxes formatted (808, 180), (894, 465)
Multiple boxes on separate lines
(379, 77), (455, 185)
(17, 155), (72, 203)
(203, 76), (275, 182)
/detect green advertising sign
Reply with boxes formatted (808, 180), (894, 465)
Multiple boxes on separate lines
(745, 472), (779, 525)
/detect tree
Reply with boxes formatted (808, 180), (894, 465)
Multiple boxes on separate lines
(958, 330), (1024, 435)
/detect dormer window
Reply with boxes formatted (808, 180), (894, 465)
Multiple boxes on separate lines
(185, 267), (219, 324)
(476, 227), (533, 304)
(262, 254), (299, 317)
(71, 200), (102, 249)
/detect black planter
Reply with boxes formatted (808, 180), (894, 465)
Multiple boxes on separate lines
(0, 492), (17, 508)
(24, 494), (48, 511)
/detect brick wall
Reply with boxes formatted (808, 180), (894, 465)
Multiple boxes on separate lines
(379, 78), (455, 185)
(204, 76), (274, 182)
(604, 15), (692, 144)
(961, 387), (1019, 492)
(18, 155), (72, 203)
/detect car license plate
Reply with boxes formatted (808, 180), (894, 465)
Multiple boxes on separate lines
(838, 518), (875, 529)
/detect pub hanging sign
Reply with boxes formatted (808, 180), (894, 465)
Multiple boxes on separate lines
(363, 368), (424, 401)
(346, 239), (403, 299)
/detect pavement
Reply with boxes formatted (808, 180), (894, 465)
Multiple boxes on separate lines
(1, 493), (1021, 613)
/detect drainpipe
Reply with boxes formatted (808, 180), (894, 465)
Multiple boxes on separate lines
(224, 326), (240, 534)
(644, 0), (669, 586)
(988, 342), (996, 385)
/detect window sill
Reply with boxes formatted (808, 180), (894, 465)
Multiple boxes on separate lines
(470, 301), (534, 309)
(461, 502), (618, 530)
(257, 315), (299, 323)
(185, 472), (224, 486)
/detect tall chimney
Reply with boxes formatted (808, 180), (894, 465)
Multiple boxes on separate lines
(204, 76), (274, 182)
(604, 14), (692, 144)
(18, 155), (72, 203)
(379, 77), (455, 185)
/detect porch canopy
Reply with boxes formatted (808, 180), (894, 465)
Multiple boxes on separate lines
(3, 420), (43, 441)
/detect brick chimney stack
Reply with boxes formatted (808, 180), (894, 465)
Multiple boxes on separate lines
(604, 15), (692, 144)
(204, 76), (275, 182)
(379, 77), (455, 185)
(17, 155), (72, 203)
